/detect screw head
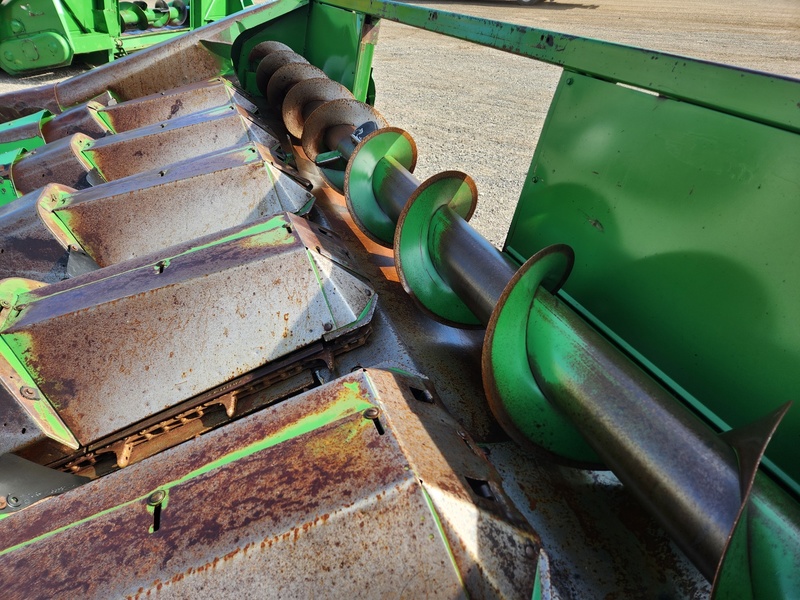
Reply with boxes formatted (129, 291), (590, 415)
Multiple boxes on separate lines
(147, 490), (166, 506)
(6, 495), (21, 508)
(362, 407), (380, 420)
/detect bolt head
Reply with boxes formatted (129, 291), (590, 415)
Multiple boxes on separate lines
(362, 407), (380, 420)
(20, 386), (39, 400)
(147, 490), (166, 506)
(6, 495), (21, 507)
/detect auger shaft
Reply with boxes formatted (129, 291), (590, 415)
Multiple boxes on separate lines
(373, 157), (418, 224)
(431, 206), (517, 324)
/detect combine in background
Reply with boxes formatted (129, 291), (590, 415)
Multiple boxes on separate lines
(0, 0), (251, 76)
(0, 0), (798, 597)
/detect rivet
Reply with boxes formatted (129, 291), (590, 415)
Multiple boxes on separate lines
(323, 322), (333, 332)
(566, 77), (574, 85)
(363, 407), (380, 420)
(147, 490), (166, 506)
(525, 544), (536, 559)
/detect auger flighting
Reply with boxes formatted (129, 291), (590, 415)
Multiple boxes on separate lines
(254, 41), (792, 594)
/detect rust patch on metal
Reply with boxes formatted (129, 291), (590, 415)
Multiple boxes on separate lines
(0, 84), (60, 115)
(99, 79), (241, 133)
(55, 152), (276, 266)
(247, 40), (292, 68)
(84, 105), (272, 181)
(0, 370), (465, 598)
(10, 134), (96, 195)
(266, 62), (327, 108)
(0, 189), (69, 283)
(41, 102), (111, 143)
(53, 36), (228, 107)
(255, 51), (309, 96)
(283, 78), (354, 139)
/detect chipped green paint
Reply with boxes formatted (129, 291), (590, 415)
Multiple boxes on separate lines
(37, 190), (84, 251)
(306, 248), (339, 329)
(0, 148), (23, 204)
(0, 336), (78, 449)
(0, 110), (51, 154)
(0, 377), (374, 549)
(420, 487), (467, 596)
(355, 295), (376, 323)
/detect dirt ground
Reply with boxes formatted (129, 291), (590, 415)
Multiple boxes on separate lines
(1, 0), (798, 244)
(368, 0), (800, 244)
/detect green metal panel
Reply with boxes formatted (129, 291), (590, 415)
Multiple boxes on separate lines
(0, 111), (50, 153)
(304, 3), (365, 96)
(505, 71), (800, 495)
(0, 0), (73, 73)
(230, 4), (311, 96)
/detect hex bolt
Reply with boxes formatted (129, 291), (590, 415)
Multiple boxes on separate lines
(363, 407), (380, 420)
(20, 386), (39, 400)
(147, 490), (166, 506)
(6, 495), (21, 508)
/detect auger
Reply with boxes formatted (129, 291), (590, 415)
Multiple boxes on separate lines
(256, 43), (793, 594)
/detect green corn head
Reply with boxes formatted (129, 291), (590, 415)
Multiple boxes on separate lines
(0, 1), (798, 597)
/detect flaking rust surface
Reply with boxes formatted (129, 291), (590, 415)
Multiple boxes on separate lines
(0, 371), (464, 599)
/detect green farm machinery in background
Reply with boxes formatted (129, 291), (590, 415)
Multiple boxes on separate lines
(0, 0), (252, 75)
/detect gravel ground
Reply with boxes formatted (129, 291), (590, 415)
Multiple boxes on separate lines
(1, 0), (798, 245)
(369, 0), (800, 245)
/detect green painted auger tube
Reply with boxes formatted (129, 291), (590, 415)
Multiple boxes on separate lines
(256, 51), (800, 594)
